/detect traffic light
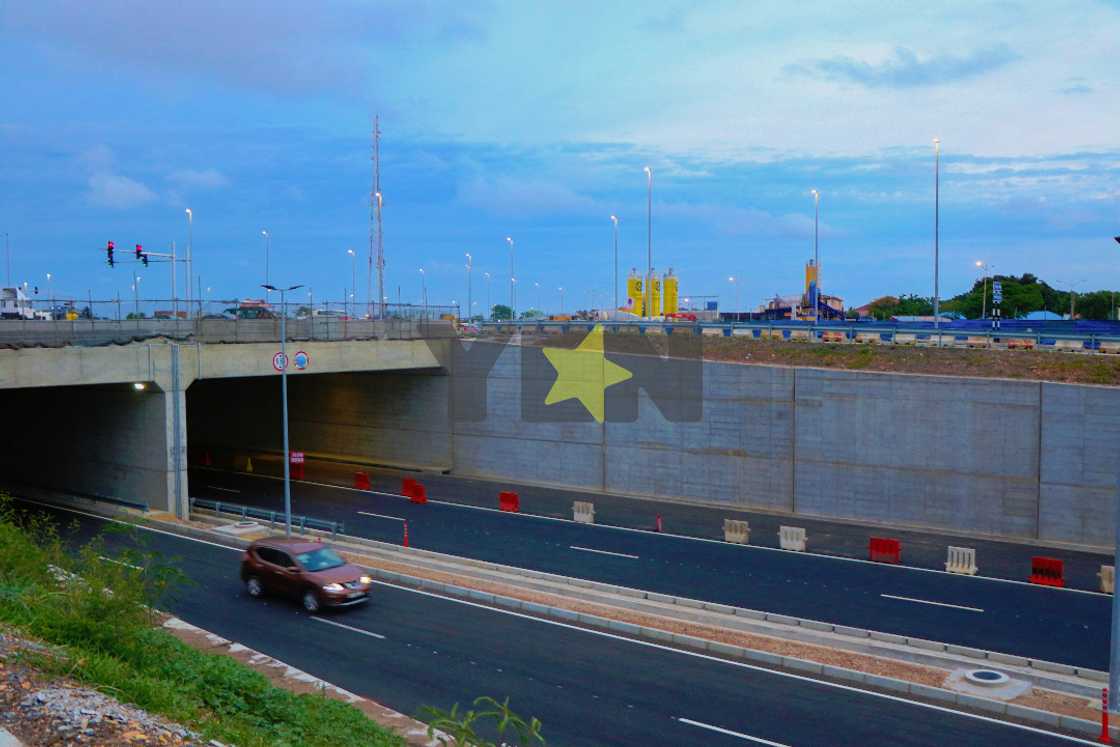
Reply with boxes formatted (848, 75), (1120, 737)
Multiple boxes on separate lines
(141, 253), (149, 267)
(135, 243), (143, 260)
(106, 240), (115, 267)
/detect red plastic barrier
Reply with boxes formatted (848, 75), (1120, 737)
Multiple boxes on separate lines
(655, 514), (663, 533)
(354, 471), (371, 491)
(401, 478), (427, 504)
(868, 537), (901, 564)
(1030, 556), (1065, 587)
(499, 491), (520, 513)
(402, 477), (419, 497)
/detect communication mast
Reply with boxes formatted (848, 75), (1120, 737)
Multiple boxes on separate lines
(368, 116), (384, 318)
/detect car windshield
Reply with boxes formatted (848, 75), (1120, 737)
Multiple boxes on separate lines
(295, 547), (346, 572)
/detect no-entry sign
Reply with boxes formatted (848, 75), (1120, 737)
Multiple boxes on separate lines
(272, 351), (288, 372)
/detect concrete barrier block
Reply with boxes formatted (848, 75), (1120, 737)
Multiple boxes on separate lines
(645, 627), (674, 643)
(908, 683), (959, 705)
(740, 649), (783, 667)
(833, 625), (871, 639)
(956, 693), (1008, 715)
(984, 651), (1029, 667)
(945, 545), (978, 575)
(723, 519), (750, 544)
(572, 501), (595, 524)
(765, 613), (799, 626)
(547, 607), (580, 622)
(520, 601), (551, 616)
(607, 620), (643, 636)
(577, 613), (607, 626)
(863, 673), (911, 694)
(820, 664), (866, 684)
(906, 638), (947, 653)
(701, 602), (737, 616)
(946, 644), (988, 659)
(1005, 703), (1061, 728)
(675, 596), (705, 610)
(1058, 715), (1099, 736)
(734, 608), (767, 621)
(869, 631), (907, 645)
(800, 619), (833, 633)
(707, 641), (743, 659)
(1077, 668), (1109, 682)
(782, 657), (823, 675)
(778, 525), (807, 552)
(1031, 659), (1077, 675)
(645, 592), (676, 605)
(1099, 565), (1114, 594)
(671, 633), (711, 651)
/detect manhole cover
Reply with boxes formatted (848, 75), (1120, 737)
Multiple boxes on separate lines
(965, 669), (1009, 686)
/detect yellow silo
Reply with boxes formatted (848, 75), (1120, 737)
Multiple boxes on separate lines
(626, 269), (645, 317)
(663, 268), (679, 316)
(648, 269), (661, 318)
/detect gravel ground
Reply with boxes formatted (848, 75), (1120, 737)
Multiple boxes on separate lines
(0, 629), (211, 747)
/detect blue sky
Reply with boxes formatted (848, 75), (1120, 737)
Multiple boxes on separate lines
(1, 1), (1118, 313)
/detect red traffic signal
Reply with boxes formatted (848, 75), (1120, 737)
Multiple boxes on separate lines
(106, 240), (115, 268)
(134, 243), (143, 259)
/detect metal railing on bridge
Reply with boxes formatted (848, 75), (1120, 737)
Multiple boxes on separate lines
(477, 318), (1120, 354)
(0, 298), (459, 347)
(190, 496), (345, 537)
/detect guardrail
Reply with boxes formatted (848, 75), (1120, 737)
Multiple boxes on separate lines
(190, 497), (344, 536)
(477, 319), (1120, 354)
(0, 300), (459, 347)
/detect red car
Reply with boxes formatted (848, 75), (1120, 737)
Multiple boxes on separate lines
(240, 537), (372, 613)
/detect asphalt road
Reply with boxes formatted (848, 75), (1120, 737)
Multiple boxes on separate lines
(13, 498), (1101, 747)
(191, 466), (1111, 671)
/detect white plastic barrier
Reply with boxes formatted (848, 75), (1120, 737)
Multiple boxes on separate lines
(1100, 565), (1115, 594)
(945, 546), (978, 575)
(572, 501), (595, 525)
(778, 525), (806, 552)
(723, 519), (750, 545)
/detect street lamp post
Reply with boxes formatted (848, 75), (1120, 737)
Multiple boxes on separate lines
(3, 232), (9, 288)
(261, 230), (271, 290)
(933, 138), (941, 342)
(347, 249), (357, 318)
(810, 189), (820, 324)
(975, 261), (993, 319)
(46, 272), (53, 316)
(558, 286), (565, 314)
(484, 272), (491, 320)
(419, 268), (427, 316)
(262, 283), (303, 537)
(506, 237), (515, 319)
(465, 253), (473, 322)
(645, 166), (654, 318)
(533, 281), (541, 314)
(184, 209), (193, 315)
(610, 215), (619, 316)
(728, 276), (739, 319)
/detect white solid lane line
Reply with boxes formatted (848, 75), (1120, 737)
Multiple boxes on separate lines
(311, 616), (386, 640)
(676, 717), (790, 746)
(8, 498), (1104, 747)
(880, 594), (984, 613)
(207, 485), (241, 493)
(357, 511), (406, 522)
(569, 546), (639, 560)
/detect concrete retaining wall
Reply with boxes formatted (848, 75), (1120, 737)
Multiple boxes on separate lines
(183, 340), (1120, 547)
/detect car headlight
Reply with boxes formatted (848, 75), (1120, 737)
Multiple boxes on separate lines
(322, 583), (344, 592)
(359, 575), (372, 585)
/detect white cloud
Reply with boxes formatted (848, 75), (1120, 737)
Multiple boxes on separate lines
(86, 172), (157, 209)
(167, 168), (229, 189)
(456, 175), (597, 216)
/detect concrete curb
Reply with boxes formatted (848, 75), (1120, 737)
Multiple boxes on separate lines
(368, 566), (1117, 742)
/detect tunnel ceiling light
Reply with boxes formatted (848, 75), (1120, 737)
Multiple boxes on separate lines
(133, 382), (147, 391)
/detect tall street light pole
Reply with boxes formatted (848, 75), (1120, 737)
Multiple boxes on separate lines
(261, 229), (271, 291)
(484, 272), (491, 320)
(465, 253), (473, 322)
(347, 248), (357, 318)
(811, 189), (820, 324)
(933, 137), (941, 341)
(3, 232), (9, 288)
(610, 215), (619, 316)
(643, 166), (653, 319)
(558, 286), (565, 314)
(184, 209), (193, 315)
(506, 237), (515, 319)
(419, 267), (427, 315)
(728, 276), (739, 318)
(975, 261), (993, 319)
(262, 282), (303, 537)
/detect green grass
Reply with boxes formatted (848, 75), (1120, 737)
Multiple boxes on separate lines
(0, 495), (403, 747)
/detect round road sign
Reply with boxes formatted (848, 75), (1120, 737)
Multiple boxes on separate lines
(272, 351), (288, 372)
(293, 350), (311, 370)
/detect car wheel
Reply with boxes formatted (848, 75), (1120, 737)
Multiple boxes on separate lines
(245, 577), (264, 598)
(302, 591), (320, 613)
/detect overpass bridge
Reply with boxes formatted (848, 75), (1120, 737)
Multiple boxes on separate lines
(0, 318), (455, 515)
